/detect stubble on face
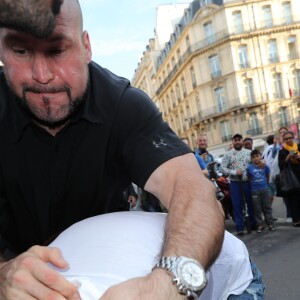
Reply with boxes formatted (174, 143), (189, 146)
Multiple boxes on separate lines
(233, 141), (243, 150)
(20, 83), (87, 129)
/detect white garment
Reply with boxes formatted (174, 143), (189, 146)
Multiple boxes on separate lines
(262, 144), (275, 169)
(49, 212), (253, 300)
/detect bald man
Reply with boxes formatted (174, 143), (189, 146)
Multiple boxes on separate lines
(0, 0), (62, 37)
(0, 0), (224, 299)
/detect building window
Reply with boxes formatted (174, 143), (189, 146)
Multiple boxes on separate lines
(200, 0), (213, 8)
(268, 39), (279, 63)
(238, 45), (250, 68)
(177, 49), (182, 64)
(287, 36), (297, 60)
(232, 11), (243, 34)
(204, 21), (215, 44)
(185, 35), (190, 48)
(282, 1), (292, 25)
(176, 114), (181, 133)
(176, 84), (181, 102)
(273, 73), (284, 99)
(166, 64), (170, 73)
(209, 54), (221, 79)
(190, 67), (197, 89)
(170, 118), (175, 131)
(244, 79), (255, 104)
(181, 77), (187, 97)
(161, 99), (166, 114)
(181, 110), (185, 130)
(292, 70), (300, 96)
(171, 57), (176, 67)
(215, 87), (226, 112)
(279, 107), (289, 127)
(249, 113), (261, 135)
(262, 5), (273, 28)
(220, 120), (232, 142)
(195, 95), (202, 118)
(170, 89), (176, 107)
(165, 95), (170, 111)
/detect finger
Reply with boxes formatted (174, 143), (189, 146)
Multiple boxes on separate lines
(28, 246), (69, 269)
(30, 261), (78, 299)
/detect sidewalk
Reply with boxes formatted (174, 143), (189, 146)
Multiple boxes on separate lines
(225, 197), (300, 299)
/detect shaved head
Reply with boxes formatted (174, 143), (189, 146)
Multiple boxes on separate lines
(0, 0), (63, 37)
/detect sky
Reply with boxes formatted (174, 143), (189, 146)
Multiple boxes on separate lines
(80, 0), (192, 80)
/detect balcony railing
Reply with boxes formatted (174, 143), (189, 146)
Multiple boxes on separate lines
(187, 95), (268, 125)
(239, 62), (250, 69)
(288, 53), (299, 60)
(211, 70), (222, 80)
(222, 135), (233, 142)
(154, 14), (300, 95)
(246, 128), (263, 136)
(273, 92), (284, 99)
(269, 55), (279, 64)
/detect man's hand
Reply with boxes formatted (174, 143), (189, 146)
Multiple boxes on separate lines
(0, 246), (80, 300)
(128, 195), (137, 208)
(201, 152), (208, 161)
(100, 269), (185, 300)
(236, 169), (243, 176)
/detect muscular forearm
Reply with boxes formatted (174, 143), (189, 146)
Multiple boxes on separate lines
(146, 153), (224, 269)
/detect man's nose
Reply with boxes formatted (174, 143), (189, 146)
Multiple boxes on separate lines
(32, 54), (54, 84)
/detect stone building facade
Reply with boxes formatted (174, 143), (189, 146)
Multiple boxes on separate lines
(132, 0), (300, 157)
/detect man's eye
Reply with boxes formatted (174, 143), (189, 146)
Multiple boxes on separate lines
(49, 49), (64, 55)
(13, 48), (30, 55)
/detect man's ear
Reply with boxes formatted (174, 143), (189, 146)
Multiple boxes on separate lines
(82, 30), (92, 63)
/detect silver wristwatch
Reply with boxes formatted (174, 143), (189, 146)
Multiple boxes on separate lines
(152, 256), (207, 299)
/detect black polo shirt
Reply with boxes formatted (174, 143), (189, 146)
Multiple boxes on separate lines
(0, 62), (190, 254)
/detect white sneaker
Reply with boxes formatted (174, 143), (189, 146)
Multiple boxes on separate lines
(286, 217), (292, 223)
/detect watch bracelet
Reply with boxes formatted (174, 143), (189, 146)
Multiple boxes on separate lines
(153, 257), (199, 300)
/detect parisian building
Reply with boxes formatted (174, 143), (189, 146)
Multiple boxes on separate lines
(131, 0), (300, 157)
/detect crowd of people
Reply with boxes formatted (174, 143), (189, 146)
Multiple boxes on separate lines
(138, 129), (300, 236)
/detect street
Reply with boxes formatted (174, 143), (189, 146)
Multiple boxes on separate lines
(225, 197), (300, 299)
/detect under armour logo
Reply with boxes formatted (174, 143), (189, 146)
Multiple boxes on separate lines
(153, 138), (167, 148)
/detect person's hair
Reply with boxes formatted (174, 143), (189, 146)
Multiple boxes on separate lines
(283, 131), (294, 139)
(251, 149), (261, 157)
(266, 134), (274, 145)
(278, 126), (289, 133)
(243, 137), (253, 143)
(197, 134), (207, 140)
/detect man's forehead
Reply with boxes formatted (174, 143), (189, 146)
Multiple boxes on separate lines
(1, 28), (69, 45)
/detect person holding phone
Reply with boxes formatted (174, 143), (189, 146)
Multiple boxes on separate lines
(278, 131), (300, 227)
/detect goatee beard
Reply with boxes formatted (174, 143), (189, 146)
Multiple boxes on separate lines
(16, 84), (87, 129)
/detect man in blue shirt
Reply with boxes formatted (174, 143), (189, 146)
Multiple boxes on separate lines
(195, 134), (214, 177)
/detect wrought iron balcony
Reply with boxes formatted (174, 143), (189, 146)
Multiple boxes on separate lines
(246, 128), (263, 136)
(222, 135), (233, 142)
(211, 70), (222, 80)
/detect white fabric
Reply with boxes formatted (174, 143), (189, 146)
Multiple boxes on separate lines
(270, 151), (280, 183)
(49, 212), (253, 300)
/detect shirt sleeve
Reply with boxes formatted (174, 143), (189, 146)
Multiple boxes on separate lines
(220, 152), (237, 176)
(113, 86), (191, 188)
(195, 153), (206, 170)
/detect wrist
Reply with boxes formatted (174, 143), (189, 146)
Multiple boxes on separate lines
(150, 268), (186, 299)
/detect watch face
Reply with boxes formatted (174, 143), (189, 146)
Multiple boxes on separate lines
(179, 261), (206, 290)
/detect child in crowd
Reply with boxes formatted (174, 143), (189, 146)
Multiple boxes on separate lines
(247, 149), (276, 233)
